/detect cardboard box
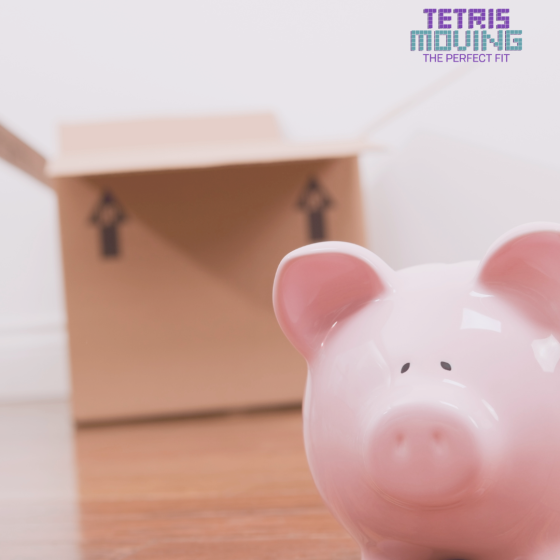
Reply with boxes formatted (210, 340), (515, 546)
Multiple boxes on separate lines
(47, 113), (371, 423)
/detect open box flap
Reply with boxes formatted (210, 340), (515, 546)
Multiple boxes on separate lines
(47, 114), (379, 178)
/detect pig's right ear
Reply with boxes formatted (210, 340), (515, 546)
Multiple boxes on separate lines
(273, 242), (394, 360)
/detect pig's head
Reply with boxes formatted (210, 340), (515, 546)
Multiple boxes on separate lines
(273, 223), (560, 560)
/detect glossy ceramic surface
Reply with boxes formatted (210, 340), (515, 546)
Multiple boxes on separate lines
(273, 223), (560, 560)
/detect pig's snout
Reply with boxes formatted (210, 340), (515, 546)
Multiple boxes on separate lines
(367, 403), (485, 508)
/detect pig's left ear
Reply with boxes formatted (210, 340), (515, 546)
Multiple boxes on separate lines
(477, 223), (560, 321)
(273, 242), (394, 360)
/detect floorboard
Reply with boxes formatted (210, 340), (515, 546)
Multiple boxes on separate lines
(0, 403), (360, 559)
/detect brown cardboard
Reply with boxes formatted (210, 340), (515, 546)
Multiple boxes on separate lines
(0, 122), (48, 185)
(48, 114), (372, 424)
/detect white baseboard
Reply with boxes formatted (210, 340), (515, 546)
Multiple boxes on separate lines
(0, 318), (70, 402)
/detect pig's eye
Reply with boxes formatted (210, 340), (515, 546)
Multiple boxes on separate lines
(441, 362), (452, 371)
(401, 363), (410, 373)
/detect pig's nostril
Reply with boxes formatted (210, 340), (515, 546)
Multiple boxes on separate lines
(432, 430), (448, 456)
(441, 362), (452, 371)
(395, 432), (407, 458)
(401, 363), (410, 373)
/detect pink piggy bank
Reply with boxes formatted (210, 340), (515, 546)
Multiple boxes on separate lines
(273, 223), (560, 560)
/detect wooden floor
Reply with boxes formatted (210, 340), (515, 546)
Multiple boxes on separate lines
(0, 402), (360, 559)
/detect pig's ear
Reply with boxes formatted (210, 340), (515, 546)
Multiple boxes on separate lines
(273, 242), (394, 359)
(477, 223), (560, 322)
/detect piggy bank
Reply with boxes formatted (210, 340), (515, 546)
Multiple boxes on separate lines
(273, 223), (560, 560)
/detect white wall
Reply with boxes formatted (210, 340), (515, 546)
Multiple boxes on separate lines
(366, 133), (560, 270)
(0, 0), (557, 400)
(0, 160), (68, 400)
